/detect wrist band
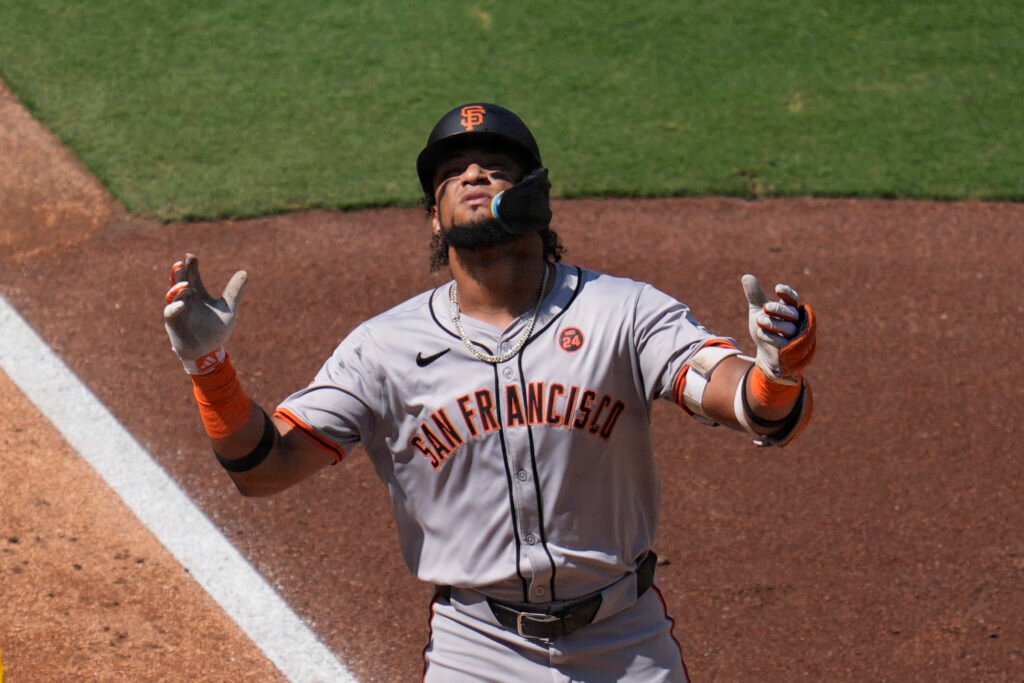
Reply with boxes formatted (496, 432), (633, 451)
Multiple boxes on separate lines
(740, 366), (799, 430)
(214, 410), (276, 473)
(192, 356), (254, 438)
(749, 364), (802, 406)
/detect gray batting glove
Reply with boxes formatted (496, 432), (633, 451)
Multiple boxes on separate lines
(742, 274), (804, 386)
(163, 253), (248, 375)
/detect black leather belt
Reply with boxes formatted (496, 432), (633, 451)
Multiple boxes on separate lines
(437, 551), (658, 643)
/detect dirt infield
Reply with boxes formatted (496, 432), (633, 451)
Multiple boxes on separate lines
(0, 371), (286, 681)
(1, 79), (1022, 682)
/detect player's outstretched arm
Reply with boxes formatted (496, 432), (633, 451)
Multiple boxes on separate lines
(691, 274), (816, 447)
(163, 254), (335, 496)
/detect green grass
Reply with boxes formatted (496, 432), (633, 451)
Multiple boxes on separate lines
(0, 0), (1021, 220)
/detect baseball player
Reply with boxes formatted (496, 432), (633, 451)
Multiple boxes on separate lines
(164, 102), (816, 682)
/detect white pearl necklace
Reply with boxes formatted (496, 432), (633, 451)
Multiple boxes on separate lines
(450, 264), (551, 364)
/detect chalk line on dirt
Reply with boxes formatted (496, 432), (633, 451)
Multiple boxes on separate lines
(0, 294), (357, 683)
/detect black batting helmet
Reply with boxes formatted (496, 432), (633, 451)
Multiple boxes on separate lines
(417, 103), (543, 197)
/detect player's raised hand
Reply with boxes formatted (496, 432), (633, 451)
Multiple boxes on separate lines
(163, 253), (248, 375)
(742, 274), (816, 385)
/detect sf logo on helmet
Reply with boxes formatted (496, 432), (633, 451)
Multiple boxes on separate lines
(460, 105), (486, 131)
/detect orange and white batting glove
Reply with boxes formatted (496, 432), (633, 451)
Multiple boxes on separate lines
(163, 254), (248, 375)
(742, 273), (816, 387)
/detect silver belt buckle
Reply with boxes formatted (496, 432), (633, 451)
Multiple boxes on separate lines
(516, 611), (560, 642)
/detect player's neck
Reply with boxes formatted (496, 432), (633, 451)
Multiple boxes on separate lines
(449, 243), (548, 329)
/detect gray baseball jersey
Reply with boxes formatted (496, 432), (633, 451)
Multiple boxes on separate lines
(277, 262), (731, 604)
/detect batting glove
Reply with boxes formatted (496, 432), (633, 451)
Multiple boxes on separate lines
(163, 254), (248, 375)
(742, 274), (817, 385)
(491, 167), (552, 235)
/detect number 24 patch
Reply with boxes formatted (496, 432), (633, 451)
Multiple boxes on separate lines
(558, 327), (585, 353)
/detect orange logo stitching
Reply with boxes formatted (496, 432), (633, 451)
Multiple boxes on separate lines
(558, 327), (585, 353)
(195, 348), (224, 372)
(460, 105), (486, 131)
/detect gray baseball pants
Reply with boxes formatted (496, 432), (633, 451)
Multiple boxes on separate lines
(423, 585), (690, 682)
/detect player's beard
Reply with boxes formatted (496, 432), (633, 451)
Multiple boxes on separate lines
(429, 214), (518, 272)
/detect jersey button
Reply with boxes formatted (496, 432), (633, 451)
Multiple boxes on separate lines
(502, 367), (514, 379)
(525, 534), (536, 545)
(516, 470), (528, 482)
(534, 587), (546, 597)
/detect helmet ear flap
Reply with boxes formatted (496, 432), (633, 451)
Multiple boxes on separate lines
(492, 167), (552, 235)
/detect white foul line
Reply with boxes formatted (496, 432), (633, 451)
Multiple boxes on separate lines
(0, 294), (358, 683)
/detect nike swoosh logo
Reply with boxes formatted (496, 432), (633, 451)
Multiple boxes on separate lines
(416, 348), (450, 367)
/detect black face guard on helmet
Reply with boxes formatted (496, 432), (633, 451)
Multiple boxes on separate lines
(416, 103), (543, 199)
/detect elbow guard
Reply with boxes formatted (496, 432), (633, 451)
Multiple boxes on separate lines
(678, 343), (744, 424)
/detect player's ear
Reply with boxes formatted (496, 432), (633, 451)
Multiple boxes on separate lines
(431, 206), (441, 234)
